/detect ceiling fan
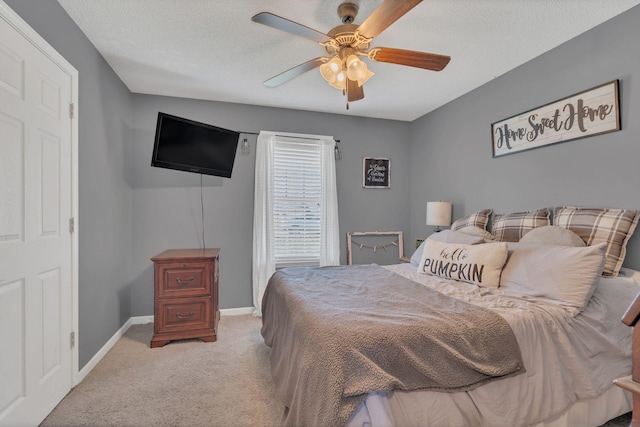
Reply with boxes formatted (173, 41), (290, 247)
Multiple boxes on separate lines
(251, 0), (451, 109)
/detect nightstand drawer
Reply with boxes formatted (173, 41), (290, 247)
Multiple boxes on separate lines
(157, 262), (211, 297)
(156, 297), (212, 333)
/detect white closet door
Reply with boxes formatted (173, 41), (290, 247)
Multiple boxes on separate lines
(0, 6), (74, 425)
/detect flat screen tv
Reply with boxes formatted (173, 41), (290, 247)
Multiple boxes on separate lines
(151, 112), (240, 178)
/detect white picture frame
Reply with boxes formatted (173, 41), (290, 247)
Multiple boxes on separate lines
(491, 80), (620, 158)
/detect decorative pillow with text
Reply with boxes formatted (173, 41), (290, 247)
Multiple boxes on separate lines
(417, 239), (508, 288)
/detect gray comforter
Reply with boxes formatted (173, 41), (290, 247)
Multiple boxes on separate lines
(261, 265), (525, 427)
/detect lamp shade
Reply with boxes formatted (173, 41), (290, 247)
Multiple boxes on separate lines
(426, 201), (452, 227)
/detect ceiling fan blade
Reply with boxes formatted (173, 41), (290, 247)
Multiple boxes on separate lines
(346, 78), (364, 102)
(355, 0), (422, 40)
(263, 57), (329, 88)
(369, 47), (450, 71)
(252, 12), (332, 44)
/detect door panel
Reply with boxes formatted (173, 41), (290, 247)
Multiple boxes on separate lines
(40, 133), (60, 237)
(0, 42), (24, 98)
(0, 279), (25, 418)
(0, 112), (24, 242)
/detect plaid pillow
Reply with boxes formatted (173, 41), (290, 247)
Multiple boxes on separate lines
(553, 206), (640, 277)
(492, 208), (550, 242)
(451, 209), (492, 231)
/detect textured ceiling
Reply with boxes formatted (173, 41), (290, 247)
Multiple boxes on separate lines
(58, 0), (640, 121)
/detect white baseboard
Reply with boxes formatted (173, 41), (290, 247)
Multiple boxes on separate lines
(75, 307), (255, 384)
(131, 315), (154, 325)
(77, 317), (133, 383)
(220, 306), (254, 316)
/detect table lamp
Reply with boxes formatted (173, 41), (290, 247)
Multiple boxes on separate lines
(426, 201), (452, 232)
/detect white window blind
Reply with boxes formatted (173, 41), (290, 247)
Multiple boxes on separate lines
(273, 140), (322, 267)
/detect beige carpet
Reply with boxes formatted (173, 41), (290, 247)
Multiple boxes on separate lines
(41, 315), (282, 427)
(41, 314), (631, 427)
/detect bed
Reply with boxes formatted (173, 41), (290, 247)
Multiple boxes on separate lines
(261, 207), (640, 427)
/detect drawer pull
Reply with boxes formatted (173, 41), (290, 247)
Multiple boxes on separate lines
(175, 276), (195, 286)
(176, 311), (194, 320)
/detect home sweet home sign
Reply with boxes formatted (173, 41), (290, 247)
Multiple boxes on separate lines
(491, 80), (620, 157)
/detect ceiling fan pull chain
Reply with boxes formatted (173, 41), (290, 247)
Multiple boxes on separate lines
(345, 81), (349, 110)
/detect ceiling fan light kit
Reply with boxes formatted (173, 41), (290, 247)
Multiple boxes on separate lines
(346, 54), (373, 85)
(252, 0), (451, 109)
(319, 49), (374, 91)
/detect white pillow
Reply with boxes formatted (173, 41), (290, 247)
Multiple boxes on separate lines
(417, 240), (508, 288)
(619, 267), (640, 286)
(410, 240), (427, 265)
(500, 243), (606, 314)
(427, 229), (486, 245)
(410, 230), (485, 264)
(518, 225), (585, 247)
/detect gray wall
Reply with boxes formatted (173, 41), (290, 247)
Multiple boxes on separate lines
(408, 4), (640, 270)
(10, 0), (640, 372)
(130, 94), (411, 314)
(5, 0), (134, 368)
(5, 0), (411, 367)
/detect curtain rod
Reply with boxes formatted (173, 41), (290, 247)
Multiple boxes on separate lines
(238, 131), (339, 144)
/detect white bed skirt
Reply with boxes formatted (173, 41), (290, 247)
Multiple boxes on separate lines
(347, 385), (631, 427)
(532, 386), (631, 427)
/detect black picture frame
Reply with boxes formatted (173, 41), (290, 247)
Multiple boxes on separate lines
(363, 157), (390, 188)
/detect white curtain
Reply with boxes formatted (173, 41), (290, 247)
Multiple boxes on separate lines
(252, 132), (276, 317)
(319, 138), (341, 266)
(252, 131), (340, 316)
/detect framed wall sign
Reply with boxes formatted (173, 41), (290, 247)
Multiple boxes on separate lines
(491, 80), (620, 158)
(363, 157), (390, 188)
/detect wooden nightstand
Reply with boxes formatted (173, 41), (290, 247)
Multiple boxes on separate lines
(150, 248), (220, 348)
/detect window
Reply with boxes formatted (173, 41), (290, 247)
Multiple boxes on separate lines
(273, 140), (322, 267)
(253, 131), (340, 315)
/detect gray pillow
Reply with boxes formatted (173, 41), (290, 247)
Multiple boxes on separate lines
(519, 225), (586, 247)
(451, 209), (492, 231)
(457, 226), (495, 241)
(553, 206), (640, 277)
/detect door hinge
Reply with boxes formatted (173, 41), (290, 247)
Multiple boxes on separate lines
(69, 102), (74, 119)
(70, 331), (75, 348)
(69, 217), (75, 234)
